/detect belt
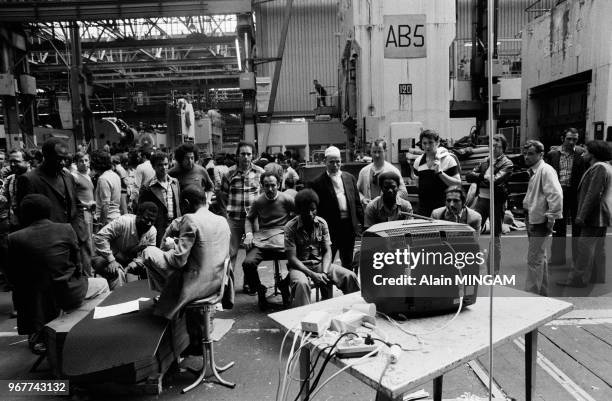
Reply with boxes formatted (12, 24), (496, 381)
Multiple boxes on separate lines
(80, 204), (96, 212)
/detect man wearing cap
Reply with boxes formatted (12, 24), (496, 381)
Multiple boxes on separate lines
(310, 146), (363, 272)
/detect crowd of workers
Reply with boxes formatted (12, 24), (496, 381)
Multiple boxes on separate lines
(0, 127), (611, 356)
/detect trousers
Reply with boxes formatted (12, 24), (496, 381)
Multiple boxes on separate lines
(289, 263), (360, 307)
(525, 222), (551, 296)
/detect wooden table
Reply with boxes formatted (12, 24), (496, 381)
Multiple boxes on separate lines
(268, 287), (573, 401)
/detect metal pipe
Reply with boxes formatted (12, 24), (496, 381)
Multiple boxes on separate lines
(487, 1), (495, 401)
(235, 38), (241, 71)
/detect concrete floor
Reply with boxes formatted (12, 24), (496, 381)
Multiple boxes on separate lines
(1, 230), (611, 401)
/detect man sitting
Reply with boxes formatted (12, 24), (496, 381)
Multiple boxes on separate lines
(242, 171), (295, 309)
(364, 171), (413, 230)
(7, 194), (109, 354)
(284, 189), (360, 307)
(92, 202), (158, 289)
(431, 186), (482, 239)
(143, 186), (230, 320)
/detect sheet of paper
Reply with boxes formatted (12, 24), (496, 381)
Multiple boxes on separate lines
(93, 299), (140, 319)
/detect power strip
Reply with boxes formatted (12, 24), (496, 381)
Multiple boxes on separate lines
(336, 339), (378, 358)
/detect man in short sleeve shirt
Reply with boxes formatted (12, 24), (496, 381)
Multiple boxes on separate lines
(284, 189), (359, 307)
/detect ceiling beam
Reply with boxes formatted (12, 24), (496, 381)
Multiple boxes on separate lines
(31, 57), (238, 72)
(0, 0), (251, 22)
(29, 35), (236, 51)
(93, 73), (239, 84)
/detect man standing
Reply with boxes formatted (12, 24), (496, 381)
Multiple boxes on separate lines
(16, 138), (88, 261)
(313, 79), (327, 107)
(413, 130), (462, 217)
(220, 141), (264, 275)
(557, 140), (612, 287)
(357, 138), (407, 208)
(242, 172), (294, 308)
(285, 189), (359, 307)
(169, 143), (214, 192)
(466, 134), (514, 273)
(72, 152), (95, 275)
(364, 171), (413, 230)
(522, 140), (563, 296)
(545, 128), (586, 265)
(310, 146), (363, 271)
(92, 150), (122, 228)
(139, 152), (181, 246)
(431, 186), (482, 238)
(131, 145), (155, 207)
(92, 202), (158, 289)
(143, 186), (230, 320)
(2, 149), (31, 231)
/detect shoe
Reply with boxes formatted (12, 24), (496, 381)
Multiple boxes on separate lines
(556, 279), (587, 288)
(257, 285), (268, 311)
(243, 284), (257, 295)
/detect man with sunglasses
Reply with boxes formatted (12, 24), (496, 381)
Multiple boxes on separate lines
(545, 128), (586, 265)
(431, 186), (482, 239)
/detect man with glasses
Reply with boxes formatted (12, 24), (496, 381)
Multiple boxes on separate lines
(431, 186), (482, 238)
(242, 171), (294, 308)
(522, 140), (563, 296)
(357, 138), (407, 209)
(310, 146), (363, 272)
(545, 128), (586, 265)
(466, 134), (514, 273)
(220, 141), (264, 289)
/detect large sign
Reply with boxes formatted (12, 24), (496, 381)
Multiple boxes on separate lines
(383, 15), (426, 59)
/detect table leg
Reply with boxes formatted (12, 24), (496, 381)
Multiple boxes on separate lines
(299, 346), (310, 401)
(525, 329), (538, 401)
(433, 375), (443, 401)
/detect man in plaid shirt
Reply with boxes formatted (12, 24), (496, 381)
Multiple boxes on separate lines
(221, 141), (264, 292)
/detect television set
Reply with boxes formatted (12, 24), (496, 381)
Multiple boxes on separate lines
(359, 219), (481, 317)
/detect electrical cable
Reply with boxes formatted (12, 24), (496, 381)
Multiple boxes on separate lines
(276, 321), (301, 401)
(307, 344), (382, 400)
(294, 332), (357, 401)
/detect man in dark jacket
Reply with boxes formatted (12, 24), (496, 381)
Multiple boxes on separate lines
(466, 134), (513, 273)
(557, 140), (612, 287)
(7, 195), (108, 353)
(16, 138), (88, 258)
(310, 146), (363, 272)
(139, 152), (181, 246)
(545, 128), (586, 265)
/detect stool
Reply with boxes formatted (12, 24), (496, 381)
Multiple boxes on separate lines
(181, 258), (235, 394)
(181, 299), (235, 393)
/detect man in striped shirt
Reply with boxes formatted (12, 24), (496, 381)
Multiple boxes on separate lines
(220, 142), (264, 290)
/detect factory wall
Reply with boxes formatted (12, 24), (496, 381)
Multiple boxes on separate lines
(254, 0), (341, 114)
(339, 0), (456, 143)
(521, 0), (612, 142)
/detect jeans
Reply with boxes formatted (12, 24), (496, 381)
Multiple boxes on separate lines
(526, 222), (551, 296)
(227, 218), (245, 272)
